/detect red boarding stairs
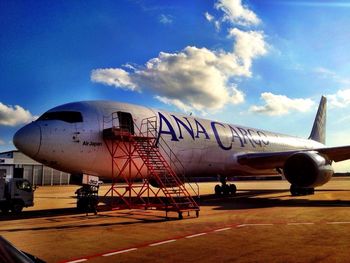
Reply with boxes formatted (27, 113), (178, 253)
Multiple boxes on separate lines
(102, 112), (200, 219)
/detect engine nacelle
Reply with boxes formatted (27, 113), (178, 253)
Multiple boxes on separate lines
(283, 151), (333, 188)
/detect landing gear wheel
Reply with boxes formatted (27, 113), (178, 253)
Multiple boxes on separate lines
(1, 206), (9, 214)
(11, 202), (23, 213)
(222, 184), (230, 195)
(290, 185), (298, 196)
(229, 184), (237, 195)
(215, 184), (222, 196)
(214, 176), (238, 196)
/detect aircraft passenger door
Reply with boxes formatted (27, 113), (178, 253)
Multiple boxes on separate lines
(117, 111), (135, 135)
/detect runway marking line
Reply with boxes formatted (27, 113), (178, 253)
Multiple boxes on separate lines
(214, 227), (231, 232)
(326, 221), (350, 225)
(237, 223), (273, 228)
(185, 232), (208, 239)
(65, 259), (88, 263)
(287, 222), (314, 226)
(61, 220), (350, 262)
(102, 248), (138, 257)
(149, 239), (177, 246)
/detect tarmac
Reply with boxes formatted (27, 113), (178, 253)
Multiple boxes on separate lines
(1, 178), (350, 263)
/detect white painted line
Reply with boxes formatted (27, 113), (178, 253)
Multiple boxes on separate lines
(149, 239), (176, 247)
(237, 223), (273, 227)
(65, 259), (88, 263)
(185, 233), (207, 239)
(248, 223), (274, 226)
(214, 227), (231, 232)
(102, 248), (138, 257)
(326, 221), (350, 225)
(287, 222), (314, 226)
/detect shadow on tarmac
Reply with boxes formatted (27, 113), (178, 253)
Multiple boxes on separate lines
(1, 189), (350, 223)
(200, 189), (350, 210)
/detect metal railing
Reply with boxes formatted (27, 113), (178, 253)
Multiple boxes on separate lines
(139, 116), (199, 198)
(102, 112), (199, 198)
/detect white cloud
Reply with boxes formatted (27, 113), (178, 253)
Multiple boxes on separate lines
(92, 29), (266, 113)
(314, 67), (337, 78)
(214, 20), (221, 31)
(91, 68), (137, 91)
(328, 89), (350, 108)
(92, 0), (266, 113)
(229, 28), (267, 77)
(159, 14), (173, 24)
(205, 11), (221, 30)
(0, 103), (37, 126)
(155, 96), (194, 113)
(314, 67), (350, 85)
(0, 139), (5, 145)
(204, 12), (214, 22)
(250, 92), (315, 116)
(215, 0), (260, 26)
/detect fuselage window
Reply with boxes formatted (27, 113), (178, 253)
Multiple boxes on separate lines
(38, 111), (83, 123)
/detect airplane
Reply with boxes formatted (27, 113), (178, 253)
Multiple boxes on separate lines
(12, 96), (350, 197)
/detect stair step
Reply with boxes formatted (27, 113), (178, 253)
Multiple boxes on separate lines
(131, 134), (199, 211)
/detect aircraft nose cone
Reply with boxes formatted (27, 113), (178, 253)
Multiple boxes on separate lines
(13, 123), (41, 158)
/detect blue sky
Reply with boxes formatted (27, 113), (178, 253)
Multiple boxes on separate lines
(2, 0), (350, 171)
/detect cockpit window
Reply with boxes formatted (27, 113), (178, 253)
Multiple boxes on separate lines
(38, 111), (83, 123)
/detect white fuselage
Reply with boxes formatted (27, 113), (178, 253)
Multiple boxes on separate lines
(13, 101), (324, 180)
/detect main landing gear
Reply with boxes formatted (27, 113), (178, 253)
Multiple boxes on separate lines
(214, 176), (237, 196)
(290, 185), (315, 196)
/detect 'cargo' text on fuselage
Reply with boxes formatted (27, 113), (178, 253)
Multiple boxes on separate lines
(157, 112), (270, 150)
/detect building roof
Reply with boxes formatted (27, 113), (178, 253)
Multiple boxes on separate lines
(0, 150), (40, 165)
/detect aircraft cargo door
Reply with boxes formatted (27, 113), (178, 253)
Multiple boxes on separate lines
(117, 112), (135, 135)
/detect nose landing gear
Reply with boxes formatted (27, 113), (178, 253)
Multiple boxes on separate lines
(214, 176), (237, 196)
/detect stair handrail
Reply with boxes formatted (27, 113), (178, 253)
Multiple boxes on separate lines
(138, 117), (200, 198)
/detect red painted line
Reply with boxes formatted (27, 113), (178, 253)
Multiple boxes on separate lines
(59, 234), (188, 263)
(60, 225), (238, 263)
(61, 220), (350, 262)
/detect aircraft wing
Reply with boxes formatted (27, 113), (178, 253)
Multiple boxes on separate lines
(237, 145), (350, 170)
(316, 145), (350, 162)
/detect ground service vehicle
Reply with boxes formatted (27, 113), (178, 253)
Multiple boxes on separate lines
(0, 177), (34, 213)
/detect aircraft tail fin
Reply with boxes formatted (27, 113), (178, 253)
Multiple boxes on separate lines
(309, 96), (327, 144)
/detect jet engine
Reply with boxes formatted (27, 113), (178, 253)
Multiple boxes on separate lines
(283, 151), (333, 188)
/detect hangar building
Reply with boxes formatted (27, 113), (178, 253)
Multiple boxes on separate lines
(0, 150), (70, 186)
